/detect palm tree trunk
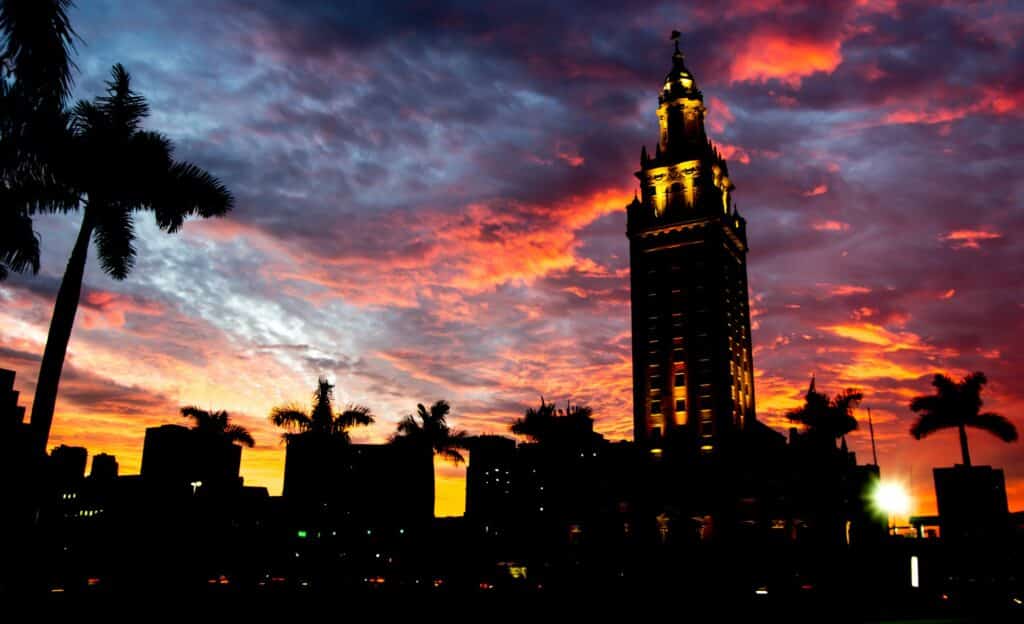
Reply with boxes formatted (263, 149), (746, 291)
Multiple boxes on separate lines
(29, 211), (94, 454)
(958, 422), (971, 467)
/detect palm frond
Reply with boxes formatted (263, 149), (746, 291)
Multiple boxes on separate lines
(395, 414), (420, 436)
(0, 208), (40, 278)
(336, 403), (374, 430)
(973, 412), (1018, 443)
(0, 0), (79, 104)
(69, 98), (104, 136)
(97, 64), (149, 135)
(439, 447), (465, 464)
(90, 204), (136, 280)
(909, 394), (942, 415)
(224, 423), (255, 448)
(180, 405), (208, 426)
(428, 400), (451, 423)
(270, 405), (311, 431)
(910, 412), (955, 440)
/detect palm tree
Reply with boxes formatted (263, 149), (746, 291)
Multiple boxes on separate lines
(392, 400), (468, 518)
(787, 377), (863, 449)
(393, 400), (468, 462)
(910, 372), (1017, 467)
(270, 376), (374, 443)
(1, 0), (80, 280)
(511, 397), (594, 446)
(28, 63), (233, 452)
(180, 406), (254, 448)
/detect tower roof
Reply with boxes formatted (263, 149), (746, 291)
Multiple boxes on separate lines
(660, 37), (701, 102)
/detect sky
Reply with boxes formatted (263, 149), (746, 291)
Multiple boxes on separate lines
(1, 0), (1022, 519)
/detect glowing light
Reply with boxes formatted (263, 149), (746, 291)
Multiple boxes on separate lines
(755, 587), (768, 596)
(873, 482), (911, 516)
(910, 555), (919, 588)
(297, 530), (307, 539)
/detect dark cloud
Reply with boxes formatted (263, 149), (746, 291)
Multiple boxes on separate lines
(0, 0), (1020, 513)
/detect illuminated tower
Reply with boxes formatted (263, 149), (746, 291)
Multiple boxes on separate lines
(627, 41), (756, 453)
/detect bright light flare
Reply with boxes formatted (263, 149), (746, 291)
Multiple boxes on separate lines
(873, 482), (911, 516)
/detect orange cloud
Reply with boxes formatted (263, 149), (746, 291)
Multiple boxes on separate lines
(803, 184), (828, 197)
(79, 290), (164, 330)
(940, 229), (1002, 250)
(826, 284), (871, 297)
(820, 322), (924, 350)
(716, 142), (751, 164)
(883, 88), (1022, 125)
(812, 220), (850, 232)
(728, 33), (842, 87)
(707, 96), (735, 134)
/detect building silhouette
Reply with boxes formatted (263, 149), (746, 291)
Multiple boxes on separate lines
(627, 40), (756, 453)
(90, 453), (119, 481)
(141, 424), (242, 493)
(934, 465), (1009, 543)
(49, 444), (87, 485)
(283, 436), (433, 527)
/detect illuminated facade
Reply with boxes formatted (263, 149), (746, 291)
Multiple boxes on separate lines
(628, 42), (756, 452)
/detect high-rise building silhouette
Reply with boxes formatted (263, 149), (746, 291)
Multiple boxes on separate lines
(627, 41), (756, 453)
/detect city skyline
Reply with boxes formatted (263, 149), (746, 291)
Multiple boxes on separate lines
(1, 1), (1022, 518)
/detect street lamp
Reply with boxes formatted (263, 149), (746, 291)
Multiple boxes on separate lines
(873, 481), (910, 535)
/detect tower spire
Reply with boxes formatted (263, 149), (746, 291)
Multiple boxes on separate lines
(671, 30), (682, 57)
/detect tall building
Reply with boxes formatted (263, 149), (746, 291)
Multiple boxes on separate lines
(627, 41), (756, 453)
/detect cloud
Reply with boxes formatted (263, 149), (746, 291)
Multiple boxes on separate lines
(728, 33), (842, 87)
(940, 229), (1002, 250)
(0, 0), (1019, 518)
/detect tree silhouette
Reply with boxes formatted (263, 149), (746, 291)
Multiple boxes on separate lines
(393, 400), (468, 462)
(392, 400), (468, 518)
(0, 0), (80, 280)
(910, 372), (1017, 467)
(511, 397), (595, 446)
(270, 376), (374, 443)
(180, 406), (254, 448)
(28, 64), (233, 453)
(787, 377), (863, 449)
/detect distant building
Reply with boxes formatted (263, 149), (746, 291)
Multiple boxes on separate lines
(0, 368), (27, 431)
(282, 436), (432, 526)
(140, 424), (242, 493)
(465, 435), (516, 532)
(934, 465), (1009, 543)
(49, 444), (87, 485)
(90, 453), (119, 481)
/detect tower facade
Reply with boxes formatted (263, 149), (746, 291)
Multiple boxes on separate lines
(628, 43), (756, 453)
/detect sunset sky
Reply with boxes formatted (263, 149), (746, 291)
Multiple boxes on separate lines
(2, 0), (1022, 518)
